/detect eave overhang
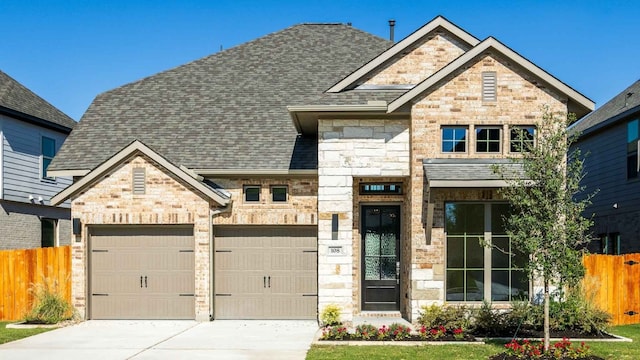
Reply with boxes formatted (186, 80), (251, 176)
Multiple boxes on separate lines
(288, 102), (390, 135)
(51, 140), (231, 206)
(423, 158), (525, 188)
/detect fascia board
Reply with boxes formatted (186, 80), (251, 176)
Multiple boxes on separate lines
(388, 37), (594, 114)
(51, 140), (230, 206)
(326, 16), (480, 93)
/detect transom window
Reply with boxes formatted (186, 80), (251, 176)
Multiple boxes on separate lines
(510, 126), (535, 153)
(243, 185), (261, 202)
(475, 127), (501, 153)
(41, 136), (56, 180)
(445, 202), (529, 302)
(442, 126), (467, 153)
(271, 186), (288, 202)
(627, 119), (639, 179)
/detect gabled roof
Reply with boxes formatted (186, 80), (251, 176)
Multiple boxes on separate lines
(0, 70), (75, 131)
(570, 79), (640, 137)
(50, 140), (230, 206)
(326, 16), (480, 93)
(387, 37), (594, 117)
(423, 158), (524, 187)
(49, 24), (392, 174)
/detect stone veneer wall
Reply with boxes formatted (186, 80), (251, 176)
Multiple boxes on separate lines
(363, 32), (470, 86)
(71, 155), (216, 320)
(317, 118), (409, 321)
(210, 178), (317, 226)
(408, 52), (568, 320)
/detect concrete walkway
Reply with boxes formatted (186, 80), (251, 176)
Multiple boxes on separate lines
(0, 320), (319, 360)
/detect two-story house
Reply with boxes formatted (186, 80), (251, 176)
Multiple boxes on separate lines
(0, 70), (75, 249)
(571, 80), (640, 254)
(48, 17), (593, 322)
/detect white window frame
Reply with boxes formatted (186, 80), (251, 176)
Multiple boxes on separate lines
(270, 185), (288, 203)
(243, 185), (261, 203)
(41, 136), (56, 181)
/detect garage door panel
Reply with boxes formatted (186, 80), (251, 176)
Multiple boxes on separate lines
(90, 226), (195, 320)
(214, 226), (317, 320)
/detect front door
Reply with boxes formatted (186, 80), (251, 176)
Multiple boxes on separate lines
(361, 205), (400, 311)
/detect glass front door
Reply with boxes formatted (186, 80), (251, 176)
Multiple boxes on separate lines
(361, 205), (400, 311)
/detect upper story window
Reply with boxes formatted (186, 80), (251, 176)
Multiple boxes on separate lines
(243, 185), (261, 202)
(41, 136), (56, 180)
(510, 126), (536, 153)
(482, 71), (497, 102)
(271, 186), (288, 202)
(475, 127), (501, 153)
(442, 126), (467, 153)
(627, 119), (639, 179)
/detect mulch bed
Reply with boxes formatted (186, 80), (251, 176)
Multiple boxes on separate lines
(472, 329), (615, 339)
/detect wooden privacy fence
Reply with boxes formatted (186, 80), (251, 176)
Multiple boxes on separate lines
(0, 246), (71, 321)
(583, 253), (640, 326)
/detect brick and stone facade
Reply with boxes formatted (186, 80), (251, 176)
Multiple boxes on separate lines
(317, 118), (409, 321)
(71, 155), (217, 320)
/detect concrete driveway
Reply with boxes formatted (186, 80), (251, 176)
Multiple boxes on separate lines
(0, 320), (319, 360)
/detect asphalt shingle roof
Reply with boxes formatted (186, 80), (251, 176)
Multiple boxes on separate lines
(50, 24), (393, 172)
(423, 158), (524, 181)
(0, 70), (76, 130)
(571, 79), (640, 136)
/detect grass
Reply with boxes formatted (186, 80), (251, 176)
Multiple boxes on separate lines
(0, 321), (53, 345)
(306, 324), (640, 360)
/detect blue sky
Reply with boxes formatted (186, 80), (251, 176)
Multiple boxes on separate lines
(1, 0), (638, 121)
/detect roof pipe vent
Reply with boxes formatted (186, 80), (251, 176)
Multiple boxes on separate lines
(388, 19), (396, 42)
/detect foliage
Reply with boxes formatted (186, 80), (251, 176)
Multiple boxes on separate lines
(319, 304), (342, 327)
(493, 108), (596, 349)
(388, 323), (411, 340)
(354, 324), (378, 340)
(376, 325), (390, 340)
(23, 282), (73, 324)
(307, 324), (640, 360)
(502, 338), (592, 359)
(320, 325), (349, 340)
(417, 304), (471, 331)
(471, 301), (507, 336)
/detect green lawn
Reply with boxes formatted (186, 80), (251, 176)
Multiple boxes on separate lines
(306, 325), (640, 360)
(0, 321), (53, 345)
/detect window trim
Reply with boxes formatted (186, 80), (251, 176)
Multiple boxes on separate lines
(441, 126), (468, 153)
(627, 119), (640, 180)
(243, 185), (261, 203)
(41, 218), (58, 248)
(445, 202), (530, 303)
(475, 126), (502, 153)
(270, 185), (288, 203)
(41, 136), (56, 181)
(509, 125), (536, 153)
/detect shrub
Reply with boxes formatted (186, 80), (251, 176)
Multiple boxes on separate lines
(24, 281), (73, 324)
(388, 323), (411, 340)
(319, 304), (342, 326)
(470, 301), (506, 336)
(417, 304), (470, 331)
(354, 324), (377, 340)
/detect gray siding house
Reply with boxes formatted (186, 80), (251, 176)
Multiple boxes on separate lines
(0, 70), (75, 249)
(572, 79), (640, 254)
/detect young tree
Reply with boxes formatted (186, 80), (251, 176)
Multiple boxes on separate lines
(494, 108), (595, 351)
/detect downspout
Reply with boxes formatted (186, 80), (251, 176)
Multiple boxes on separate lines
(209, 201), (232, 320)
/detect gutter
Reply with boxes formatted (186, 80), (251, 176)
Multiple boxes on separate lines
(209, 201), (233, 321)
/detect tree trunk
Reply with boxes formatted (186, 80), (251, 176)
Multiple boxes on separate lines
(544, 280), (550, 351)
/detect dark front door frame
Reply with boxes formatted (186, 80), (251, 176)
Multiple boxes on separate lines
(360, 204), (401, 311)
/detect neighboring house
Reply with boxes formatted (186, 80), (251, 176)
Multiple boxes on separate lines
(571, 80), (640, 254)
(49, 16), (593, 322)
(0, 70), (75, 249)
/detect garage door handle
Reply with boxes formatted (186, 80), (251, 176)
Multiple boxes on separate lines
(268, 276), (271, 288)
(140, 276), (143, 288)
(145, 276), (148, 288)
(263, 276), (266, 288)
